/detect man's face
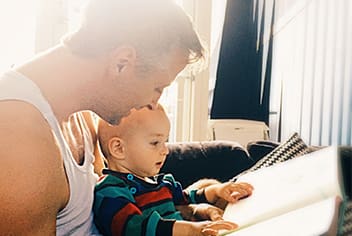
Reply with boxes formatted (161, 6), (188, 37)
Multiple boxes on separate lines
(101, 48), (188, 125)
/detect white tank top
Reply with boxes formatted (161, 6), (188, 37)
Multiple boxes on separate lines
(0, 70), (101, 235)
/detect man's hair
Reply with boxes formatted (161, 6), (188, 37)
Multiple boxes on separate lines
(62, 0), (205, 73)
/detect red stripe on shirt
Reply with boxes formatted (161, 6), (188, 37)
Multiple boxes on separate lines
(135, 187), (173, 208)
(111, 203), (142, 236)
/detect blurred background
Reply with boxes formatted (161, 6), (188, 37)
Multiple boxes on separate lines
(0, 0), (351, 147)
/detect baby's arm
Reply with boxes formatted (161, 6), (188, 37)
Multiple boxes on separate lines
(94, 192), (236, 236)
(204, 182), (253, 204)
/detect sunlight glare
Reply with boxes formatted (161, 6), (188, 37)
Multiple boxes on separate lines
(0, 0), (38, 72)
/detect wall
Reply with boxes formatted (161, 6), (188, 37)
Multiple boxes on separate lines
(270, 0), (352, 145)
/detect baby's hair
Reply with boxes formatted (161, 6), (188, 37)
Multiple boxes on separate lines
(97, 104), (167, 159)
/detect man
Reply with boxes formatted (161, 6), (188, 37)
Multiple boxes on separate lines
(0, 0), (204, 235)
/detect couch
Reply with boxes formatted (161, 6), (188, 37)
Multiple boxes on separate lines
(162, 140), (279, 188)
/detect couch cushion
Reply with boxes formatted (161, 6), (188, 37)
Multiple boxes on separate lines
(231, 132), (310, 181)
(249, 132), (310, 171)
(162, 141), (253, 187)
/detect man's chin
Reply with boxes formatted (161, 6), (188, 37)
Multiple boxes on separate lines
(106, 104), (151, 125)
(107, 117), (122, 126)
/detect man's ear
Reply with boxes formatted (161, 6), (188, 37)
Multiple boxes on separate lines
(110, 46), (137, 75)
(108, 137), (125, 160)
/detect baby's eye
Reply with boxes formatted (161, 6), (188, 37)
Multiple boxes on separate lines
(150, 141), (159, 146)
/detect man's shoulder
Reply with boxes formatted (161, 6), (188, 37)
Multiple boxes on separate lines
(0, 100), (68, 234)
(0, 100), (60, 156)
(0, 98), (66, 183)
(0, 99), (48, 126)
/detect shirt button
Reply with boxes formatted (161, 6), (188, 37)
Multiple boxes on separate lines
(129, 187), (137, 194)
(127, 174), (134, 180)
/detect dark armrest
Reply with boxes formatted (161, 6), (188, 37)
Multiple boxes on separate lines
(162, 141), (254, 187)
(246, 140), (280, 162)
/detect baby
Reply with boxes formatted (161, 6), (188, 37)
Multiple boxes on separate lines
(94, 105), (253, 236)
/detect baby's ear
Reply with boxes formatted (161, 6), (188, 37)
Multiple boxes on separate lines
(108, 137), (125, 160)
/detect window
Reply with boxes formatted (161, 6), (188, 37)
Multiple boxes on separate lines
(0, 0), (37, 73)
(0, 0), (228, 143)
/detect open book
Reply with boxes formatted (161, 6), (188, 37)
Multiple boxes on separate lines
(220, 146), (350, 236)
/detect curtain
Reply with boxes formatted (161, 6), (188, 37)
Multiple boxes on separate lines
(210, 0), (275, 124)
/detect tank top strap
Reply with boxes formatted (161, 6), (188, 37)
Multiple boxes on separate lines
(0, 70), (73, 165)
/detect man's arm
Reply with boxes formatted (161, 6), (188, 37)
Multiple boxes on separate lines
(0, 102), (68, 235)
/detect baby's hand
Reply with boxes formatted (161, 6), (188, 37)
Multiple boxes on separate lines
(192, 203), (224, 221)
(201, 220), (238, 236)
(221, 182), (253, 203)
(173, 220), (237, 236)
(205, 182), (253, 204)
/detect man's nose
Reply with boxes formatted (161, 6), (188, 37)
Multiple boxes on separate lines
(152, 89), (163, 105)
(149, 102), (158, 110)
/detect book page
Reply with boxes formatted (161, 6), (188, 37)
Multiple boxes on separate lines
(223, 146), (343, 228)
(220, 196), (341, 236)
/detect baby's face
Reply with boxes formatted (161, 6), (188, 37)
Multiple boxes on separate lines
(121, 108), (170, 178)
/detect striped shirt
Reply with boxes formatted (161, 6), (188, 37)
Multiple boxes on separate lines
(93, 169), (208, 236)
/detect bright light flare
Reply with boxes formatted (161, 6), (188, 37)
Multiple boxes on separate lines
(0, 0), (38, 72)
